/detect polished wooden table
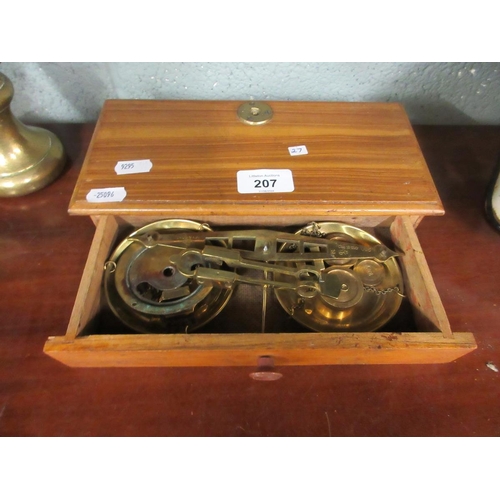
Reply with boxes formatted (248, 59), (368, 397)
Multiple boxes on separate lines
(1, 124), (499, 437)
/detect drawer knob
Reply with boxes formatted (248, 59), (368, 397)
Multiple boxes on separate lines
(249, 356), (283, 381)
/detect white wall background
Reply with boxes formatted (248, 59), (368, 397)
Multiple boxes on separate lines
(2, 62), (499, 125)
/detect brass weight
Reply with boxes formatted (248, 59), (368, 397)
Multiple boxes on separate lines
(0, 72), (65, 197)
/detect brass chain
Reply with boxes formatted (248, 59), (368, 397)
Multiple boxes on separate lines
(298, 223), (405, 298)
(363, 285), (405, 297)
(300, 222), (326, 238)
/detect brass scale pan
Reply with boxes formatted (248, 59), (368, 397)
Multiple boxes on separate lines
(104, 220), (404, 333)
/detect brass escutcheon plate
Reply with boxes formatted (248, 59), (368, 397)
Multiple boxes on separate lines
(237, 101), (273, 125)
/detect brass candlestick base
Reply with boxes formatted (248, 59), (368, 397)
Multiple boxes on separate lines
(0, 72), (65, 197)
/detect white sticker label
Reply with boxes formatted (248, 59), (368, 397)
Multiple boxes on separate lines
(288, 145), (308, 156)
(114, 159), (153, 175)
(86, 187), (127, 203)
(237, 169), (294, 194)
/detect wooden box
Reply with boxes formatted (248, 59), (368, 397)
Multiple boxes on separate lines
(44, 100), (476, 368)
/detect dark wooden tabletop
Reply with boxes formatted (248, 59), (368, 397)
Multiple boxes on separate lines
(1, 123), (499, 437)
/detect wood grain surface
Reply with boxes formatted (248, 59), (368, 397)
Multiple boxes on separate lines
(69, 101), (444, 217)
(1, 123), (499, 436)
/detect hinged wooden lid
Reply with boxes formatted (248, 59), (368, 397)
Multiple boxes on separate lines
(69, 100), (444, 218)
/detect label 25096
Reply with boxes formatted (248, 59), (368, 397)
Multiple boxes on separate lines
(86, 187), (127, 203)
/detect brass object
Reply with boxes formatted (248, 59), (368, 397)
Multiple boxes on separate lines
(104, 219), (233, 333)
(237, 101), (273, 125)
(485, 154), (500, 231)
(0, 72), (65, 197)
(104, 220), (403, 333)
(274, 222), (404, 332)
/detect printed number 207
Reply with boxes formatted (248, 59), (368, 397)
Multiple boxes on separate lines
(254, 179), (277, 189)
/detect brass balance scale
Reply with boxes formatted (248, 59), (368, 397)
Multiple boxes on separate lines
(103, 219), (404, 334)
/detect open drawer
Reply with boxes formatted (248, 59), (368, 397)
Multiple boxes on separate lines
(44, 214), (476, 367)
